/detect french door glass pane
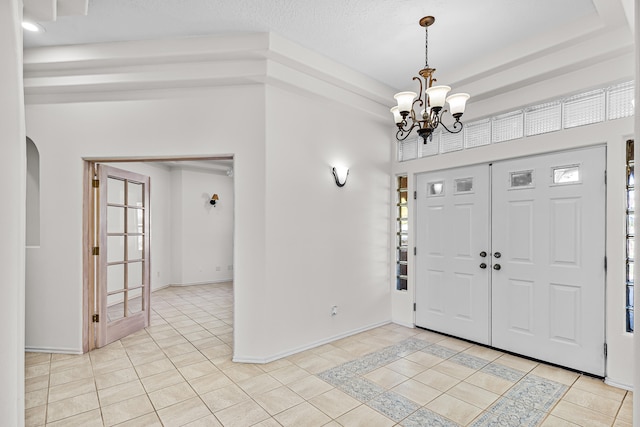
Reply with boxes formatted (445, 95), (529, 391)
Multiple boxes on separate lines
(107, 206), (125, 233)
(128, 288), (143, 315)
(128, 262), (143, 288)
(127, 236), (143, 260)
(127, 208), (144, 234)
(107, 236), (125, 263)
(107, 293), (125, 322)
(128, 182), (143, 206)
(107, 178), (125, 205)
(107, 264), (125, 293)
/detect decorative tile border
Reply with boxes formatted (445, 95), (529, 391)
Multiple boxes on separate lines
(471, 397), (547, 426)
(421, 344), (459, 359)
(367, 391), (420, 422)
(504, 374), (567, 412)
(481, 362), (526, 383)
(449, 353), (490, 370)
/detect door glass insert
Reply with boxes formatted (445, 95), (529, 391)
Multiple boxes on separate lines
(107, 178), (125, 205)
(127, 236), (143, 260)
(428, 181), (444, 196)
(107, 264), (125, 293)
(510, 170), (534, 188)
(553, 166), (580, 184)
(626, 139), (635, 332)
(127, 208), (144, 234)
(128, 261), (143, 288)
(107, 293), (125, 322)
(455, 178), (473, 193)
(128, 288), (143, 315)
(107, 236), (125, 263)
(107, 206), (125, 233)
(128, 182), (143, 206)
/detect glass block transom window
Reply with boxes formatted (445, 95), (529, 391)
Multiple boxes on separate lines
(398, 81), (635, 162)
(396, 175), (408, 291)
(626, 139), (635, 333)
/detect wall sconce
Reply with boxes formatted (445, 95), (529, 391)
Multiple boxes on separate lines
(210, 194), (219, 206)
(332, 166), (349, 187)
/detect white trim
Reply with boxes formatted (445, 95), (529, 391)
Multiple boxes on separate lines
(392, 320), (415, 329)
(168, 279), (232, 287)
(25, 347), (83, 354)
(604, 377), (633, 392)
(232, 320), (391, 364)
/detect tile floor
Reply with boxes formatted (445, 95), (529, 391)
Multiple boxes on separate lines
(25, 283), (633, 426)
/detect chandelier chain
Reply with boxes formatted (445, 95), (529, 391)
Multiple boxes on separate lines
(424, 25), (429, 69)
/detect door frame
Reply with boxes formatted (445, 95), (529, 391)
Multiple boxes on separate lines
(82, 155), (234, 353)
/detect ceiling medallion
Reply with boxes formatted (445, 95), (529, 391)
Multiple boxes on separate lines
(391, 16), (470, 144)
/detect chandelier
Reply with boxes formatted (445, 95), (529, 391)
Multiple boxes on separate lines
(391, 16), (470, 143)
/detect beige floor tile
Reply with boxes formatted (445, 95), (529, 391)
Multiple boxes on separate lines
(462, 345), (503, 362)
(181, 414), (223, 426)
(572, 376), (627, 401)
(45, 408), (103, 427)
(200, 344), (233, 359)
(260, 358), (294, 372)
(531, 364), (580, 386)
(364, 367), (410, 389)
(438, 337), (474, 352)
(426, 393), (483, 425)
(169, 349), (208, 367)
(46, 391), (100, 423)
(614, 419), (632, 427)
(157, 396), (213, 427)
(447, 381), (500, 409)
(291, 354), (335, 374)
(223, 363), (266, 382)
(540, 414), (580, 426)
(391, 378), (441, 406)
(267, 364), (311, 385)
(214, 399), (271, 427)
(237, 373), (283, 396)
(95, 367), (139, 390)
(386, 358), (429, 377)
(50, 355), (91, 374)
(188, 371), (234, 395)
(336, 404), (395, 427)
(413, 368), (460, 392)
(91, 355), (132, 374)
(48, 377), (96, 404)
(617, 392), (632, 422)
(562, 387), (622, 417)
(140, 369), (185, 393)
(288, 375), (333, 400)
(25, 363), (50, 380)
(49, 364), (94, 386)
(464, 371), (514, 394)
(25, 404), (46, 427)
(404, 351), (443, 368)
(274, 402), (331, 427)
(25, 374), (49, 393)
(26, 352), (51, 365)
(200, 383), (250, 412)
(98, 379), (146, 407)
(254, 386), (305, 415)
(101, 394), (155, 426)
(134, 358), (174, 378)
(432, 360), (477, 380)
(252, 418), (282, 427)
(308, 388), (360, 419)
(113, 411), (163, 426)
(495, 353), (538, 373)
(551, 400), (614, 427)
(25, 388), (48, 410)
(127, 350), (166, 367)
(148, 381), (197, 410)
(163, 343), (199, 358)
(178, 360), (219, 380)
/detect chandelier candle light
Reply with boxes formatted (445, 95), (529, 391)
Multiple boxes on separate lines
(391, 16), (470, 143)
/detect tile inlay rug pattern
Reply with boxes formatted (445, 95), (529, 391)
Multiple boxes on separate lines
(317, 337), (568, 426)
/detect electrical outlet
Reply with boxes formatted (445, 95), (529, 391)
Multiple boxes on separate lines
(331, 305), (338, 316)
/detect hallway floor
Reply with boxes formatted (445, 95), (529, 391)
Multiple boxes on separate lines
(25, 283), (632, 426)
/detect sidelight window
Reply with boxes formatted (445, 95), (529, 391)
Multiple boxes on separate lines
(396, 175), (408, 291)
(626, 139), (635, 332)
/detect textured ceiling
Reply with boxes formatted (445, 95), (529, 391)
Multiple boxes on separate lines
(23, 0), (599, 90)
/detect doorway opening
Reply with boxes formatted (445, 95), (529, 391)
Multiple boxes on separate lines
(82, 156), (235, 353)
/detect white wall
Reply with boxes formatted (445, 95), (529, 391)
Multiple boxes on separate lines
(170, 167), (234, 286)
(25, 85), (267, 357)
(257, 84), (391, 360)
(0, 0), (25, 423)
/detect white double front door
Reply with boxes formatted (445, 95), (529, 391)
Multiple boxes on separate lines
(415, 146), (606, 376)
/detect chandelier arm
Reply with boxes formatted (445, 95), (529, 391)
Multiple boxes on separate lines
(438, 119), (464, 134)
(412, 76), (424, 110)
(396, 127), (418, 141)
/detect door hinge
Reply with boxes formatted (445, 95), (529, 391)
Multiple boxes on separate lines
(414, 191), (417, 200)
(92, 179), (100, 188)
(604, 256), (607, 270)
(604, 343), (608, 357)
(604, 170), (607, 185)
(414, 247), (417, 256)
(92, 314), (99, 323)
(92, 247), (100, 256)
(413, 303), (416, 312)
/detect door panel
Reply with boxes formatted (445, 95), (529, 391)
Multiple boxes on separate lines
(97, 165), (151, 347)
(491, 146), (605, 376)
(416, 165), (490, 344)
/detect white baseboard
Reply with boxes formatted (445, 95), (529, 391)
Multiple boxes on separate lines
(169, 279), (232, 287)
(392, 320), (415, 329)
(233, 319), (392, 364)
(25, 346), (83, 355)
(605, 377), (633, 391)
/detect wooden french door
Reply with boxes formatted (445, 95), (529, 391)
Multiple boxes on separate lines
(95, 165), (151, 348)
